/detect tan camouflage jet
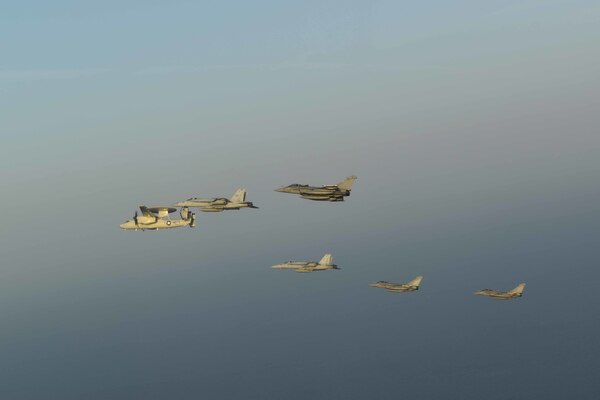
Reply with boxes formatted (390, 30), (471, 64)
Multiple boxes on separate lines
(369, 276), (423, 292)
(474, 283), (526, 300)
(120, 206), (196, 231)
(275, 176), (357, 201)
(173, 188), (258, 212)
(272, 254), (339, 273)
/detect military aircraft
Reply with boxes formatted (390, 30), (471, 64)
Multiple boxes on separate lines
(275, 176), (357, 201)
(120, 206), (196, 230)
(272, 254), (339, 273)
(369, 276), (423, 292)
(474, 283), (526, 300)
(173, 188), (258, 212)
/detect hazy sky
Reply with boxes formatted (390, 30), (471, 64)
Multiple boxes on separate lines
(1, 1), (600, 399)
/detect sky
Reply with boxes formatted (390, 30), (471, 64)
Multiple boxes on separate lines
(1, 1), (600, 399)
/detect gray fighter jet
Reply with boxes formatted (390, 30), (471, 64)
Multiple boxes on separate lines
(369, 276), (423, 292)
(120, 206), (196, 230)
(275, 176), (357, 201)
(272, 254), (339, 273)
(173, 188), (258, 212)
(474, 283), (526, 300)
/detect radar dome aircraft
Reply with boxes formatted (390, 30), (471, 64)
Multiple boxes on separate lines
(173, 188), (258, 212)
(272, 254), (338, 273)
(275, 176), (357, 201)
(120, 206), (196, 231)
(369, 276), (423, 292)
(474, 283), (526, 300)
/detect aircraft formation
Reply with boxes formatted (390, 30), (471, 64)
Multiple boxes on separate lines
(121, 176), (525, 300)
(120, 188), (258, 230)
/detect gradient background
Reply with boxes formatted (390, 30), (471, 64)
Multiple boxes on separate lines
(1, 1), (600, 399)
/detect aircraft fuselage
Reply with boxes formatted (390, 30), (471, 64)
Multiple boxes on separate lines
(474, 290), (522, 299)
(369, 282), (419, 292)
(174, 200), (256, 211)
(275, 186), (349, 201)
(272, 261), (338, 273)
(119, 219), (192, 230)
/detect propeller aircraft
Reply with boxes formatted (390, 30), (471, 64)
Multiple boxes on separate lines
(120, 206), (196, 231)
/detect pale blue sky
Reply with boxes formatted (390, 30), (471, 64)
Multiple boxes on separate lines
(1, 1), (600, 399)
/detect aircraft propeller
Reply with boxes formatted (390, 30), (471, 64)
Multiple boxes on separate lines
(190, 212), (196, 228)
(133, 211), (138, 226)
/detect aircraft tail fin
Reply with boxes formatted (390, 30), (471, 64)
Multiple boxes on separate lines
(407, 276), (423, 287)
(230, 188), (246, 204)
(509, 283), (526, 295)
(337, 176), (357, 191)
(180, 206), (190, 220)
(319, 254), (333, 266)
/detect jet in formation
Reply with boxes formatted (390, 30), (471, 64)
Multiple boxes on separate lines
(474, 283), (526, 300)
(173, 188), (258, 212)
(120, 206), (196, 230)
(275, 176), (357, 201)
(369, 276), (423, 292)
(272, 254), (339, 273)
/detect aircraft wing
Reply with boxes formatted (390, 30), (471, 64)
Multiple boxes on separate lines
(211, 198), (230, 206)
(299, 188), (335, 195)
(294, 267), (314, 273)
(199, 205), (225, 212)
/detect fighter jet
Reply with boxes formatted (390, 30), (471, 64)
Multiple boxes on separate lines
(474, 283), (526, 300)
(272, 254), (339, 273)
(173, 188), (258, 212)
(275, 176), (357, 201)
(369, 276), (423, 292)
(120, 206), (196, 230)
